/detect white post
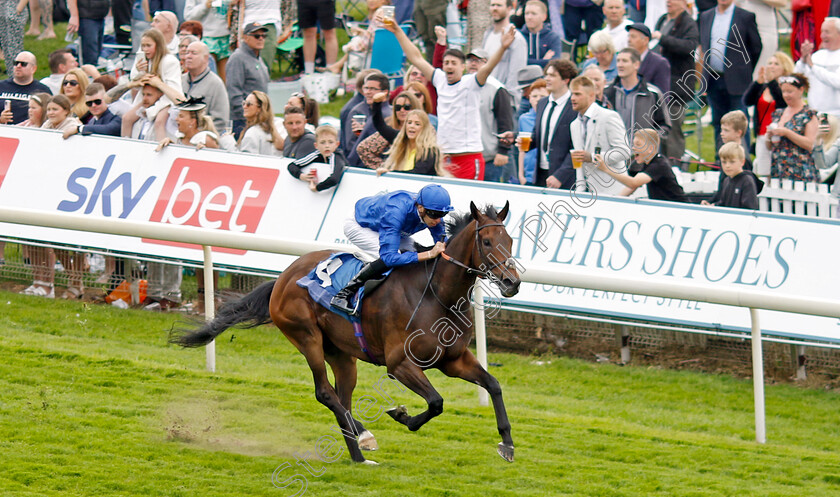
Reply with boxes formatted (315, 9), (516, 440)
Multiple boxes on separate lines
(203, 245), (216, 373)
(473, 284), (489, 406)
(750, 307), (766, 444)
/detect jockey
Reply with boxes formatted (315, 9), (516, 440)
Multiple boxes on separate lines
(330, 183), (454, 315)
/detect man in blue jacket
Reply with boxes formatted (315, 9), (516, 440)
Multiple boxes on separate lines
(331, 184), (453, 315)
(519, 0), (562, 68)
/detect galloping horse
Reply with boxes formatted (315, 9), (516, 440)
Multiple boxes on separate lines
(171, 202), (521, 463)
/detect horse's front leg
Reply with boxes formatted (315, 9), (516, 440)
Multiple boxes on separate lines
(441, 350), (514, 462)
(385, 358), (444, 432)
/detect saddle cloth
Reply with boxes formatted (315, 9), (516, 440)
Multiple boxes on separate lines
(296, 252), (386, 323)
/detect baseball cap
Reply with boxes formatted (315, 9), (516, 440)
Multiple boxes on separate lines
(466, 48), (489, 60)
(243, 22), (269, 35)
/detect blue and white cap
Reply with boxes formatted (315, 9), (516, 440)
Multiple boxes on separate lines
(417, 184), (454, 212)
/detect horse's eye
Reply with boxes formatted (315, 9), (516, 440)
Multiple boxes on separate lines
(483, 239), (491, 247)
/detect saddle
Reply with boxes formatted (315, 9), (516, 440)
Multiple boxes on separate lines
(296, 253), (390, 322)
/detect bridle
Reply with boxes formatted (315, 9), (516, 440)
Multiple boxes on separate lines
(405, 220), (514, 330)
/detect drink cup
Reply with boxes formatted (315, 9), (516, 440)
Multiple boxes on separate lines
(571, 150), (585, 169)
(352, 114), (366, 136)
(519, 132), (531, 152)
(381, 5), (395, 22)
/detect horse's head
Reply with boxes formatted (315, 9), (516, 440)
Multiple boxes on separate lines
(468, 201), (521, 297)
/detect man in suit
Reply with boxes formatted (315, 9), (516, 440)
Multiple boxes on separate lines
(653, 0), (700, 159)
(526, 59), (579, 188)
(62, 83), (122, 139)
(569, 75), (631, 196)
(626, 23), (671, 95)
(700, 0), (762, 151)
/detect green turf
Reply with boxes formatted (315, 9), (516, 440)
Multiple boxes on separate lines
(2, 289), (840, 496)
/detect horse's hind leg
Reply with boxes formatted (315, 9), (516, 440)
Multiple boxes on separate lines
(441, 350), (515, 463)
(385, 360), (443, 432)
(326, 352), (378, 451)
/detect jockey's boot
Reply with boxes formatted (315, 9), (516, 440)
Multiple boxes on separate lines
(330, 258), (388, 316)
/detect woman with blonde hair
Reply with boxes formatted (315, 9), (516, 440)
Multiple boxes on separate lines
(744, 51), (795, 177)
(122, 28), (183, 140)
(237, 91), (284, 155)
(378, 109), (443, 176)
(404, 81), (437, 129)
(357, 91), (421, 169)
(60, 68), (90, 120)
(156, 99), (220, 151)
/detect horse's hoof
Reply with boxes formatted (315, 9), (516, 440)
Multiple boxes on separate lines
(358, 430), (378, 451)
(361, 459), (379, 465)
(386, 405), (409, 424)
(497, 443), (515, 463)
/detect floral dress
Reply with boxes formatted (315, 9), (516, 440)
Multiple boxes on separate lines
(770, 106), (819, 182)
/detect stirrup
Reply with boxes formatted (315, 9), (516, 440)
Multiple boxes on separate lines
(331, 294), (360, 315)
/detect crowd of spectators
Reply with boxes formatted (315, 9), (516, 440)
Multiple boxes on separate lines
(4, 0), (840, 306)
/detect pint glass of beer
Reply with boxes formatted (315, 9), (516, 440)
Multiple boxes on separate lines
(519, 132), (531, 152)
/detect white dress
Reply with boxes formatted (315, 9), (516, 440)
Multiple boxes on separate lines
(129, 54), (182, 120)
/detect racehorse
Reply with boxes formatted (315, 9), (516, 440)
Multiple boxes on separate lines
(170, 202), (521, 464)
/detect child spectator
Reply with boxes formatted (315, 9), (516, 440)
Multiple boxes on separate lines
(288, 125), (346, 192)
(702, 143), (763, 210)
(719, 110), (753, 170)
(517, 78), (547, 185)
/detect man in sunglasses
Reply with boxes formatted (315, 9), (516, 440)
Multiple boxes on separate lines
(0, 52), (51, 125)
(62, 83), (121, 139)
(331, 184), (453, 315)
(225, 22), (270, 138)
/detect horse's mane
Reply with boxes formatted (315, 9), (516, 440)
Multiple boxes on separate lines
(446, 205), (499, 239)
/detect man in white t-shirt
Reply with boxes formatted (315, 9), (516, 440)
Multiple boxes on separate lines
(383, 15), (515, 180)
(594, 0), (632, 52)
(795, 17), (840, 118)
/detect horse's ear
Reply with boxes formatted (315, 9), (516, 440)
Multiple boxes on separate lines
(470, 201), (481, 220)
(497, 201), (509, 221)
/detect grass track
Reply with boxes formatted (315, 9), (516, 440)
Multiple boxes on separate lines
(3, 289), (840, 496)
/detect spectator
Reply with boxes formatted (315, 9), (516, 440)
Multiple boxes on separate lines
(62, 83), (122, 138)
(183, 0), (230, 78)
(0, 51), (51, 124)
(739, 0), (782, 79)
(517, 78), (548, 185)
(581, 30), (618, 81)
(130, 83), (178, 140)
(465, 47), (514, 183)
(702, 142), (762, 209)
(178, 33), (199, 70)
(767, 73), (820, 183)
(124, 28), (183, 140)
(719, 110), (752, 170)
(339, 68), (378, 143)
(23, 0), (56, 39)
(288, 125), (347, 191)
(628, 0), (646, 23)
(563, 0), (605, 46)
(326, 0), (387, 75)
(390, 61), (437, 114)
(283, 106), (317, 159)
(17, 92), (50, 127)
(67, 0), (110, 65)
(524, 59), (578, 188)
(357, 91), (420, 169)
(0, 0), (26, 75)
(595, 0), (632, 51)
(413, 0), (446, 62)
(520, 0), (562, 68)
(569, 75), (630, 196)
(240, 0), (282, 70)
(377, 110), (443, 175)
(652, 0), (699, 159)
(581, 64), (609, 108)
(344, 72), (391, 166)
(603, 48), (670, 141)
(237, 90), (283, 155)
(286, 91), (319, 129)
(699, 0), (762, 151)
(594, 128), (686, 201)
(178, 21), (221, 74)
(404, 81), (436, 128)
(791, 0), (830, 61)
(157, 98), (219, 150)
(482, 0), (528, 105)
(625, 23), (670, 95)
(794, 17), (840, 119)
(40, 49), (79, 95)
(386, 14), (516, 180)
(225, 22), (270, 138)
(182, 41), (229, 131)
(111, 0), (132, 46)
(298, 0), (337, 73)
(743, 52), (793, 177)
(151, 10), (180, 53)
(60, 68), (91, 120)
(20, 242), (55, 298)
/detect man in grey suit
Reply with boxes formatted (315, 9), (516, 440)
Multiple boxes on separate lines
(569, 75), (631, 197)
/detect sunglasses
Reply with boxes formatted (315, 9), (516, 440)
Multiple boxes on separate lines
(13, 60), (28, 67)
(85, 98), (103, 106)
(63, 80), (79, 87)
(243, 100), (259, 107)
(249, 33), (268, 39)
(424, 209), (447, 220)
(394, 104), (413, 111)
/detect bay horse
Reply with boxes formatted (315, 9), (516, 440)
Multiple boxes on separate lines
(171, 202), (521, 464)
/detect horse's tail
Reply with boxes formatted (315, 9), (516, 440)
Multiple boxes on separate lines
(169, 280), (276, 348)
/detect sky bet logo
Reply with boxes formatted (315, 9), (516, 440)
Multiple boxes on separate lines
(145, 158), (278, 254)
